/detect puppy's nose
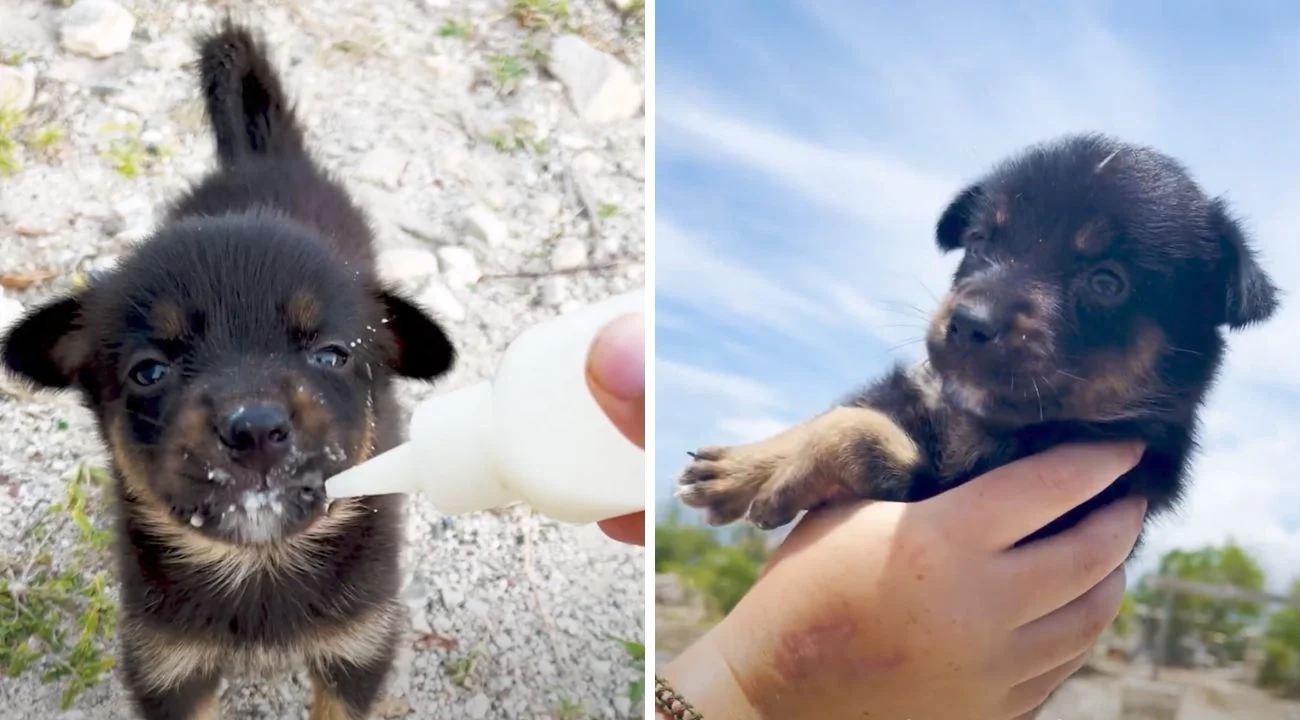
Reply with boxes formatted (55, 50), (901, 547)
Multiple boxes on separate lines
(946, 303), (1001, 347)
(219, 404), (293, 469)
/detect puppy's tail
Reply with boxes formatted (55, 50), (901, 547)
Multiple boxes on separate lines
(196, 21), (306, 167)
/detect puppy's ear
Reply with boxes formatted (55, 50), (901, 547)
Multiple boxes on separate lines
(374, 289), (456, 380)
(936, 184), (983, 252)
(2, 294), (93, 389)
(1211, 199), (1279, 330)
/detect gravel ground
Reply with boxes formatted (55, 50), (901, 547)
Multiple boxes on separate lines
(0, 0), (646, 717)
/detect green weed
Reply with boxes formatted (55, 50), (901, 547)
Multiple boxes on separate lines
(1, 464), (117, 709)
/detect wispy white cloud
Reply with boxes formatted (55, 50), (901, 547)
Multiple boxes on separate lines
(717, 416), (794, 445)
(657, 357), (785, 410)
(655, 219), (835, 341)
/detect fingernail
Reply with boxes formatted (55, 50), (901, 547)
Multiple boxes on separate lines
(587, 313), (644, 401)
(1127, 442), (1147, 464)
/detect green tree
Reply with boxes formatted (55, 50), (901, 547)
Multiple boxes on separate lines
(654, 506), (769, 617)
(1259, 579), (1300, 697)
(1136, 542), (1267, 667)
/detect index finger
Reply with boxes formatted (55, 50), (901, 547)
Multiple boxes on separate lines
(928, 442), (1144, 551)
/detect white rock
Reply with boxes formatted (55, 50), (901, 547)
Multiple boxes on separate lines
(614, 696), (632, 717)
(108, 91), (157, 116)
(539, 276), (567, 306)
(408, 604), (432, 634)
(0, 295), (25, 336)
(463, 205), (507, 247)
(140, 38), (193, 70)
(0, 65), (36, 112)
(436, 246), (481, 290)
(398, 215), (443, 243)
(573, 151), (604, 175)
(425, 55), (473, 93)
(60, 0), (137, 59)
(417, 282), (465, 323)
(464, 598), (489, 617)
(547, 35), (643, 123)
(355, 146), (409, 189)
(550, 238), (588, 271)
(432, 614), (453, 634)
(441, 587), (465, 608)
(389, 645), (415, 696)
(104, 196), (153, 240)
(465, 693), (490, 719)
(536, 195), (563, 219)
(376, 248), (440, 295)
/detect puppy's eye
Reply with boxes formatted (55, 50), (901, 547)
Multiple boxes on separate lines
(129, 359), (170, 387)
(964, 229), (987, 245)
(1088, 268), (1126, 297)
(309, 345), (350, 369)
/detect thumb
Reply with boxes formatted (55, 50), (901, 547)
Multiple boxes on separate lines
(585, 312), (645, 449)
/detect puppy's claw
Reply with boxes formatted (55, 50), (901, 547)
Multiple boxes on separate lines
(685, 446), (726, 463)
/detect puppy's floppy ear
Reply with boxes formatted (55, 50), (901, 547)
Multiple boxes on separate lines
(1211, 198), (1279, 330)
(936, 184), (983, 252)
(374, 288), (456, 380)
(2, 294), (93, 389)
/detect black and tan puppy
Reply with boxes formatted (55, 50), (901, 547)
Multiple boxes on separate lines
(2, 23), (454, 720)
(679, 134), (1278, 548)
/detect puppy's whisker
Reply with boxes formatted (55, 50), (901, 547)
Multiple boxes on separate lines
(1031, 376), (1044, 422)
(885, 338), (925, 353)
(1055, 370), (1086, 382)
(911, 275), (941, 304)
(125, 409), (169, 430)
(1169, 346), (1203, 357)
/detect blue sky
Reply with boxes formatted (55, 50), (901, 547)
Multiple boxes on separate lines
(654, 0), (1300, 590)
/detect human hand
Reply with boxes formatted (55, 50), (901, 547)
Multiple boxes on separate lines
(585, 311), (645, 546)
(661, 442), (1147, 720)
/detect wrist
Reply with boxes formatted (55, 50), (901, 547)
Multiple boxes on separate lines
(660, 625), (763, 720)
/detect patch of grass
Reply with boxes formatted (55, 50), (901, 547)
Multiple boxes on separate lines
(511, 0), (570, 31)
(612, 636), (645, 706)
(483, 117), (552, 155)
(438, 18), (473, 40)
(98, 122), (169, 179)
(484, 129), (515, 153)
(1, 464), (117, 709)
(26, 125), (67, 162)
(522, 33), (551, 66)
(445, 643), (488, 689)
(554, 695), (587, 720)
(621, 0), (646, 38)
(0, 109), (23, 175)
(597, 203), (620, 219)
(49, 0), (76, 7)
(318, 32), (388, 65)
(2, 51), (27, 66)
(102, 136), (146, 178)
(488, 55), (529, 94)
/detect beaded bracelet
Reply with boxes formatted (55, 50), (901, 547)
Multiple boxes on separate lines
(654, 675), (704, 719)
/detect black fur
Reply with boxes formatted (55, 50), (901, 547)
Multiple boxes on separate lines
(2, 22), (454, 719)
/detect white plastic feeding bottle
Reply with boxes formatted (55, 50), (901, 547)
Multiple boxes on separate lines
(325, 288), (645, 525)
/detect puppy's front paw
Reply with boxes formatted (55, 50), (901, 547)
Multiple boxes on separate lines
(677, 445), (775, 526)
(678, 407), (923, 530)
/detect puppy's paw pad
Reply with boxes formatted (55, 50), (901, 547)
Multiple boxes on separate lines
(676, 483), (752, 526)
(746, 492), (801, 531)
